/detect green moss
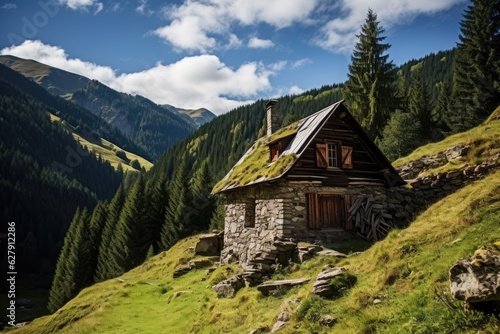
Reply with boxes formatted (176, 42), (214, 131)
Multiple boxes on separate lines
(212, 120), (301, 193)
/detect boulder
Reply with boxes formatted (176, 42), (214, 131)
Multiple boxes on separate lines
(195, 232), (223, 255)
(257, 278), (310, 296)
(212, 274), (245, 298)
(449, 246), (500, 307)
(312, 267), (356, 298)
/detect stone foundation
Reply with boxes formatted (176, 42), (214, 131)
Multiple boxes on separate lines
(221, 181), (388, 265)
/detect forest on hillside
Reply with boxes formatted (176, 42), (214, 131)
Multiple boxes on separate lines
(0, 71), (123, 283)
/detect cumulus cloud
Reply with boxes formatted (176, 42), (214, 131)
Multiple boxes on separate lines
(154, 0), (319, 51)
(314, 0), (466, 52)
(248, 37), (274, 49)
(0, 40), (276, 114)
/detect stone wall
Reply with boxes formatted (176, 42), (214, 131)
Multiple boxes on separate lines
(221, 182), (388, 265)
(388, 146), (500, 227)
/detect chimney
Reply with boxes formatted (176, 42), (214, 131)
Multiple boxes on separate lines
(266, 100), (280, 136)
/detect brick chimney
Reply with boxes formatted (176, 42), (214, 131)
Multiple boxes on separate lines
(266, 100), (280, 136)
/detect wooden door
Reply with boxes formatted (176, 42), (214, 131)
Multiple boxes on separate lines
(319, 195), (344, 228)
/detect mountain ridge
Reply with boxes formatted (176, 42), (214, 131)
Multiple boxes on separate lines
(0, 55), (216, 159)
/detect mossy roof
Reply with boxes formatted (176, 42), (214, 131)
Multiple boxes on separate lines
(212, 102), (343, 193)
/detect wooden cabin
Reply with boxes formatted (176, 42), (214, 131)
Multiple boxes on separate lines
(212, 100), (405, 265)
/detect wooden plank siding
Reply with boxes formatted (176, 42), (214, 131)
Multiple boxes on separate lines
(287, 114), (385, 184)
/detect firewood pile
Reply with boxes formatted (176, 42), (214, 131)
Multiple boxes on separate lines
(348, 197), (393, 242)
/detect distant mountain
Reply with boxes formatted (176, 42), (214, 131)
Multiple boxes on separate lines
(0, 54), (89, 97)
(0, 55), (206, 159)
(162, 104), (217, 127)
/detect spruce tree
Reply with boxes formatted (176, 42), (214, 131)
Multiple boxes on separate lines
(145, 176), (169, 253)
(95, 184), (126, 281)
(48, 208), (91, 312)
(189, 159), (216, 234)
(408, 63), (434, 139)
(450, 0), (500, 130)
(107, 173), (150, 274)
(343, 8), (397, 141)
(160, 159), (190, 250)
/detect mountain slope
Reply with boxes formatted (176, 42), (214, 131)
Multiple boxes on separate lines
(0, 70), (123, 278)
(0, 55), (89, 96)
(0, 55), (213, 159)
(0, 63), (149, 160)
(10, 116), (500, 333)
(162, 104), (217, 127)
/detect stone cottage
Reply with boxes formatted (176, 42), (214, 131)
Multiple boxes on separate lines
(212, 100), (405, 265)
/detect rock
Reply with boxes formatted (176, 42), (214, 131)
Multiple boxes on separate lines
(312, 267), (355, 298)
(271, 321), (286, 333)
(373, 298), (382, 305)
(318, 314), (337, 327)
(173, 265), (194, 278)
(449, 246), (500, 307)
(317, 250), (347, 258)
(195, 232), (223, 255)
(257, 278), (310, 296)
(445, 145), (469, 161)
(213, 274), (245, 298)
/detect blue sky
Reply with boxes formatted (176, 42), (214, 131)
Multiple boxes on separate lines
(0, 0), (468, 114)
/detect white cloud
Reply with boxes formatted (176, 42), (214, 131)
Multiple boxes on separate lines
(1, 3), (16, 9)
(288, 85), (304, 95)
(0, 40), (277, 115)
(94, 2), (103, 14)
(248, 37), (274, 49)
(314, 0), (467, 52)
(291, 58), (312, 69)
(136, 0), (153, 16)
(154, 0), (319, 51)
(58, 0), (103, 13)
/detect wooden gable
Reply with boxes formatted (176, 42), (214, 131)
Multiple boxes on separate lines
(286, 105), (399, 186)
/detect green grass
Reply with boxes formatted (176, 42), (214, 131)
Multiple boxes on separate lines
(212, 120), (301, 193)
(8, 171), (499, 334)
(49, 113), (153, 172)
(393, 107), (500, 172)
(7, 112), (500, 333)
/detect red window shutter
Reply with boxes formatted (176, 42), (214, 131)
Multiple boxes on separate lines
(341, 146), (353, 169)
(316, 143), (327, 168)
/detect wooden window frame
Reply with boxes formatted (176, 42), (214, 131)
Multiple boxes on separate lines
(269, 143), (280, 162)
(316, 141), (353, 169)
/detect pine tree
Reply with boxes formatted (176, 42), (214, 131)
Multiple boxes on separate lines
(95, 185), (126, 281)
(189, 159), (216, 234)
(145, 176), (169, 253)
(343, 8), (397, 141)
(160, 160), (190, 250)
(450, 0), (500, 130)
(48, 208), (91, 312)
(408, 63), (434, 139)
(106, 173), (150, 274)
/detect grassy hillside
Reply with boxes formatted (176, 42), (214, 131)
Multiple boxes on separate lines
(49, 113), (153, 172)
(7, 170), (499, 333)
(393, 106), (500, 171)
